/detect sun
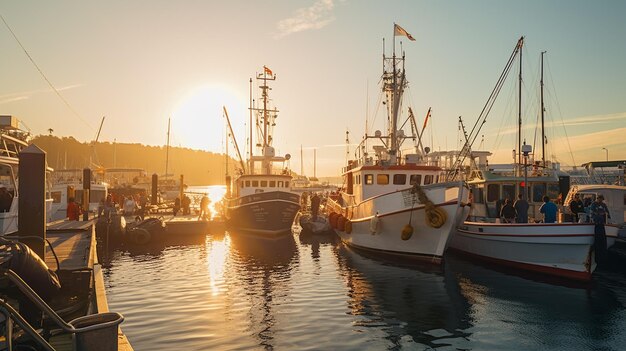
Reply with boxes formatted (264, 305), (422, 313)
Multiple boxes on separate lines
(172, 85), (247, 154)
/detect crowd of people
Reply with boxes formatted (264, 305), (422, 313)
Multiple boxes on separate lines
(494, 192), (611, 225)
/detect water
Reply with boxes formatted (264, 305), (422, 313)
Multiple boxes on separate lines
(102, 227), (626, 351)
(102, 185), (626, 350)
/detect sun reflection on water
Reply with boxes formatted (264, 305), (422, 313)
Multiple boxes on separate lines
(205, 234), (230, 296)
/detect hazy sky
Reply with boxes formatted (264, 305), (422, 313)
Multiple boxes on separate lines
(1, 1), (625, 176)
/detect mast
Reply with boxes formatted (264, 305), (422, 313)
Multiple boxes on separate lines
(517, 39), (523, 170)
(540, 51), (546, 168)
(314, 148), (317, 179)
(249, 78), (254, 175)
(165, 117), (170, 182)
(300, 144), (303, 175)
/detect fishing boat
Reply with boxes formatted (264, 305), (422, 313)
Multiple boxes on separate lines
(222, 67), (300, 236)
(449, 39), (618, 281)
(326, 25), (470, 264)
(48, 169), (108, 222)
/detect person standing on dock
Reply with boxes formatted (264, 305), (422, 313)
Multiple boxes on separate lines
(199, 194), (210, 220)
(67, 197), (81, 221)
(311, 193), (321, 220)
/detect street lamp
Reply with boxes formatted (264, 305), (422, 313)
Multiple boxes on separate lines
(602, 147), (609, 162)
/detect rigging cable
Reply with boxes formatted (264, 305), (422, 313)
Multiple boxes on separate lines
(0, 13), (93, 132)
(545, 58), (576, 166)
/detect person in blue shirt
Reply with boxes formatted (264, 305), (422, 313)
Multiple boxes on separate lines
(590, 194), (611, 264)
(539, 195), (557, 223)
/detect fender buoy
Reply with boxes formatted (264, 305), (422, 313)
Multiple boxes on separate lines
(344, 219), (352, 234)
(337, 215), (346, 232)
(401, 224), (413, 240)
(370, 214), (379, 234)
(130, 228), (151, 245)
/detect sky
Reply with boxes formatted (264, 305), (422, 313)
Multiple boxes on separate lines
(1, 0), (625, 177)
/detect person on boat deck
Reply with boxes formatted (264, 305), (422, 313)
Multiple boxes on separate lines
(569, 194), (585, 223)
(67, 197), (82, 221)
(513, 193), (529, 223)
(104, 194), (116, 217)
(311, 193), (321, 220)
(198, 194), (210, 220)
(123, 196), (137, 215)
(0, 185), (13, 212)
(173, 197), (181, 216)
(590, 194), (611, 224)
(500, 198), (517, 223)
(539, 196), (557, 223)
(182, 194), (191, 215)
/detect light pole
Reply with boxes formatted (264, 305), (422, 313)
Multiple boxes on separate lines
(602, 147), (608, 161)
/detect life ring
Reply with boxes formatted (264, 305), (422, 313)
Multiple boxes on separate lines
(337, 215), (346, 232)
(344, 219), (352, 234)
(129, 228), (151, 245)
(370, 214), (379, 234)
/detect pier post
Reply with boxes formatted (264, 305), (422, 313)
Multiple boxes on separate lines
(179, 174), (184, 203)
(151, 173), (158, 205)
(82, 168), (91, 221)
(18, 144), (47, 259)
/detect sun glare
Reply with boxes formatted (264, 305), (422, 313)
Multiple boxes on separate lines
(172, 85), (247, 153)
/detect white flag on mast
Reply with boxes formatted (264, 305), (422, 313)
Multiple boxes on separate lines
(394, 23), (415, 41)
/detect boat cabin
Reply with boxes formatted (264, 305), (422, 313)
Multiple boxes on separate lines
(342, 163), (442, 203)
(234, 174), (292, 198)
(564, 184), (626, 226)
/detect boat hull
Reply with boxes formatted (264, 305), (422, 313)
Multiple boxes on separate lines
(225, 191), (300, 237)
(329, 182), (469, 264)
(451, 222), (619, 281)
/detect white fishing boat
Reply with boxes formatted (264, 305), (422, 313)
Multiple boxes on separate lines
(449, 39), (618, 281)
(326, 25), (469, 264)
(223, 67), (300, 236)
(48, 169), (108, 222)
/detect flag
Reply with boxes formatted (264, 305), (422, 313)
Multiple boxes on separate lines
(394, 23), (415, 41)
(264, 66), (273, 76)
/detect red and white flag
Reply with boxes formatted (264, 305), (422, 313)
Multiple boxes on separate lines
(264, 66), (273, 76)
(394, 24), (415, 41)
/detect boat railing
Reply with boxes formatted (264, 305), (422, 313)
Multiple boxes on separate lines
(0, 268), (124, 351)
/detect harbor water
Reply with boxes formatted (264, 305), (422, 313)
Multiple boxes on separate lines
(102, 227), (626, 350)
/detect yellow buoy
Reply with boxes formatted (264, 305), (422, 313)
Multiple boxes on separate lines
(401, 224), (413, 240)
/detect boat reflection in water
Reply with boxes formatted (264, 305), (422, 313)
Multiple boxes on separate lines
(335, 245), (473, 349)
(227, 231), (299, 349)
(445, 253), (626, 349)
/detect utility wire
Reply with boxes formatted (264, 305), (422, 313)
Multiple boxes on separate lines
(0, 13), (93, 132)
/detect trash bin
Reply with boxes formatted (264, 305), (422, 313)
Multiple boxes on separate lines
(70, 312), (124, 351)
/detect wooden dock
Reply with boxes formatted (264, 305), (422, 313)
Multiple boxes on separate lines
(40, 220), (133, 350)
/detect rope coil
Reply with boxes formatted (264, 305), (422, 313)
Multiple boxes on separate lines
(411, 183), (447, 228)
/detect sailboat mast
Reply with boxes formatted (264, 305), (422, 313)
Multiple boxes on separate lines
(540, 51), (546, 168)
(165, 117), (171, 182)
(517, 41), (523, 170)
(249, 78), (254, 175)
(262, 73), (268, 148)
(300, 145), (303, 175)
(314, 148), (317, 178)
(390, 25), (398, 163)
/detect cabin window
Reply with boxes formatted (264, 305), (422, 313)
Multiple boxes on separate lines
(533, 183), (546, 202)
(269, 181), (276, 187)
(393, 174), (406, 185)
(487, 184), (500, 202)
(424, 175), (433, 185)
(241, 182), (245, 188)
(245, 181), (251, 187)
(410, 174), (422, 186)
(365, 174), (374, 185)
(252, 180), (259, 187)
(285, 181), (290, 188)
(377, 174), (389, 185)
(51, 191), (62, 203)
(278, 181), (283, 187)
(502, 184), (515, 202)
(261, 181), (268, 187)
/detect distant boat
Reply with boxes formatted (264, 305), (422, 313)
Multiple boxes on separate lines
(326, 25), (470, 264)
(48, 169), (108, 222)
(222, 67), (300, 237)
